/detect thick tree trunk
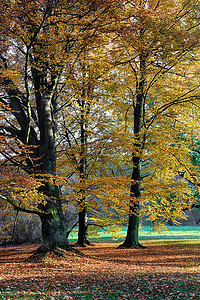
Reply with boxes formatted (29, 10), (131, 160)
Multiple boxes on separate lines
(1, 5), (70, 252)
(35, 89), (69, 251)
(39, 184), (69, 251)
(123, 211), (140, 247)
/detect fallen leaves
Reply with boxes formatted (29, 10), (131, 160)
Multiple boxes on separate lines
(0, 240), (200, 299)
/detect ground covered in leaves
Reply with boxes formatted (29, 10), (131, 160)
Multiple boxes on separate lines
(0, 240), (200, 299)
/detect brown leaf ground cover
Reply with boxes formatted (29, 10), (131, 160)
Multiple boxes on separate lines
(0, 240), (200, 299)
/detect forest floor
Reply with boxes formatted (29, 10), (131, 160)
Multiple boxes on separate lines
(0, 240), (200, 299)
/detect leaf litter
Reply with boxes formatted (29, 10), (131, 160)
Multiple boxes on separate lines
(0, 240), (200, 299)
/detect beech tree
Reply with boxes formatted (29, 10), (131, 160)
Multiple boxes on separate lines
(58, 52), (99, 246)
(0, 0), (116, 250)
(0, 0), (72, 250)
(57, 46), (130, 245)
(107, 0), (200, 248)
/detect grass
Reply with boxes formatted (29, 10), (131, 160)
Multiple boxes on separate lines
(0, 292), (49, 299)
(68, 225), (200, 242)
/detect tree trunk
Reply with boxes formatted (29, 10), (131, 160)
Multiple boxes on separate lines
(123, 212), (140, 247)
(119, 50), (146, 248)
(119, 160), (144, 248)
(0, 3), (71, 252)
(76, 90), (90, 246)
(35, 88), (69, 251)
(76, 206), (90, 246)
(39, 184), (69, 251)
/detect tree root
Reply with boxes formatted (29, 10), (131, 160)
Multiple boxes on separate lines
(73, 239), (91, 247)
(117, 242), (147, 249)
(25, 243), (86, 261)
(73, 242), (87, 247)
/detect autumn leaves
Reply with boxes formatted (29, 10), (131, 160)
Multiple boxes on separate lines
(0, 0), (199, 249)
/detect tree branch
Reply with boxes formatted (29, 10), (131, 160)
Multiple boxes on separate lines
(0, 194), (40, 215)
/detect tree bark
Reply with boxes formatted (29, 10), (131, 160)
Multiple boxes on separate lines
(31, 64), (69, 251)
(119, 160), (145, 248)
(75, 81), (90, 246)
(39, 183), (69, 251)
(119, 50), (146, 248)
(37, 93), (69, 250)
(76, 207), (90, 246)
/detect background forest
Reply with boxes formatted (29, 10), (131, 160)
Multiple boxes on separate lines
(0, 0), (199, 250)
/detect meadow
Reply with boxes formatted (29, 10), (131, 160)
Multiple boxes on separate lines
(68, 225), (200, 242)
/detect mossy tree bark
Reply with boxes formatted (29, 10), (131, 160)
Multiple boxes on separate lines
(39, 184), (68, 251)
(32, 68), (69, 251)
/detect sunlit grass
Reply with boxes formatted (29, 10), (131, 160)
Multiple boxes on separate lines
(68, 225), (200, 242)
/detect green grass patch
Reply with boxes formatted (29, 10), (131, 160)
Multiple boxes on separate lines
(0, 292), (49, 299)
(68, 225), (200, 242)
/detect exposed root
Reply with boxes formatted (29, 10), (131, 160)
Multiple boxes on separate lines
(37, 244), (49, 253)
(73, 242), (87, 247)
(117, 242), (147, 249)
(85, 240), (91, 245)
(73, 240), (91, 247)
(34, 243), (86, 258)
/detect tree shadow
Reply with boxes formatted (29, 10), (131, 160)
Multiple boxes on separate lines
(0, 243), (41, 263)
(78, 241), (200, 269)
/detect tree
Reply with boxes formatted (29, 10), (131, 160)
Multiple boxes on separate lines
(57, 45), (130, 245)
(0, 0), (116, 250)
(108, 0), (200, 247)
(0, 0), (70, 250)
